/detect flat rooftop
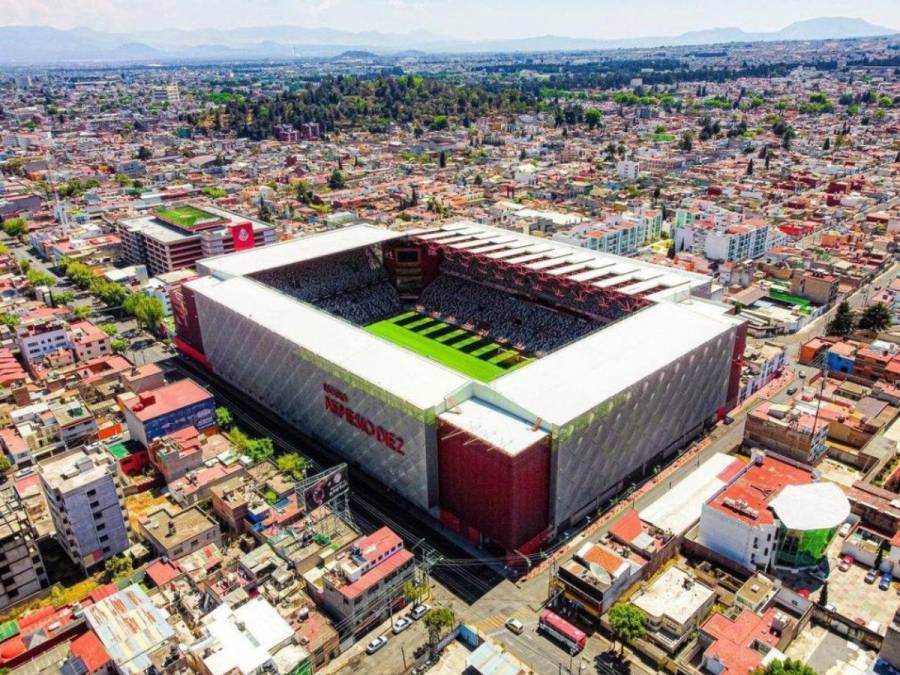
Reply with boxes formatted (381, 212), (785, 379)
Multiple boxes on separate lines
(633, 566), (714, 626)
(438, 398), (548, 455)
(40, 450), (112, 493)
(141, 506), (217, 551)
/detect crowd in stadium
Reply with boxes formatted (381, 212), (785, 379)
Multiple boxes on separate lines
(419, 274), (597, 354)
(253, 249), (386, 303)
(254, 249), (401, 325)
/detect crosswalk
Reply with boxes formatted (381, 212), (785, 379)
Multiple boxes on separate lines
(474, 613), (509, 633)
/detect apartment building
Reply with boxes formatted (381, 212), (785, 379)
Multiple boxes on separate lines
(15, 317), (69, 364)
(0, 487), (48, 610)
(138, 506), (220, 560)
(744, 401), (828, 465)
(40, 450), (130, 571)
(67, 320), (112, 361)
(120, 379), (216, 447)
(320, 527), (415, 636)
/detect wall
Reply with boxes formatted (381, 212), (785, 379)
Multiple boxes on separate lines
(437, 418), (550, 551)
(193, 292), (437, 511)
(697, 504), (776, 570)
(552, 326), (738, 529)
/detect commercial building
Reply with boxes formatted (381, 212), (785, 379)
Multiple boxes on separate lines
(39, 450), (130, 571)
(551, 540), (642, 622)
(178, 222), (745, 554)
(83, 584), (179, 674)
(698, 452), (849, 571)
(0, 487), (48, 610)
(118, 204), (276, 276)
(120, 379), (216, 447)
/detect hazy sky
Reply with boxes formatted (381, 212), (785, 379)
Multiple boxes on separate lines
(1, 0), (898, 40)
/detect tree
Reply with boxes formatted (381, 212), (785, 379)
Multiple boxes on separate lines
(746, 159), (754, 176)
(0, 456), (11, 473)
(124, 293), (164, 333)
(0, 313), (19, 329)
(679, 130), (694, 151)
(110, 338), (128, 353)
(71, 305), (91, 320)
(136, 145), (152, 160)
(403, 579), (428, 604)
(753, 659), (816, 675)
(1, 217), (27, 238)
(608, 603), (646, 654)
(215, 406), (233, 429)
(857, 303), (892, 332)
(103, 554), (133, 583)
(54, 290), (75, 306)
(100, 323), (118, 336)
(328, 169), (346, 190)
(438, 150), (447, 169)
(782, 126), (796, 150)
(276, 452), (308, 480)
(247, 437), (275, 462)
(818, 581), (828, 608)
(823, 137), (831, 150)
(585, 108), (602, 129)
(423, 607), (455, 649)
(826, 301), (856, 337)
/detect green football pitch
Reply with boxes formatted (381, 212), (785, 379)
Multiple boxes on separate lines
(154, 205), (218, 229)
(365, 312), (532, 382)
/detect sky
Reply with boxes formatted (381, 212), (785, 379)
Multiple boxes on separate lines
(0, 0), (898, 40)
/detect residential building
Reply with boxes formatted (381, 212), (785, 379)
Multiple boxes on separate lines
(738, 342), (787, 403)
(39, 450), (130, 571)
(790, 269), (838, 307)
(551, 540), (642, 622)
(698, 606), (792, 675)
(744, 401), (828, 465)
(15, 316), (69, 364)
(631, 566), (715, 653)
(138, 506), (221, 560)
(616, 159), (640, 182)
(120, 378), (216, 447)
(67, 321), (112, 361)
(320, 526), (415, 636)
(0, 487), (48, 610)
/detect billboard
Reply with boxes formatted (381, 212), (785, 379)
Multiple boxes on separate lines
(231, 221), (255, 251)
(302, 464), (349, 511)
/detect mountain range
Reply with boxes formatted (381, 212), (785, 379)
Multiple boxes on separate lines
(0, 17), (896, 64)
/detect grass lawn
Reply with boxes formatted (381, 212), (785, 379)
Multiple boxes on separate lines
(154, 205), (219, 229)
(366, 314), (531, 382)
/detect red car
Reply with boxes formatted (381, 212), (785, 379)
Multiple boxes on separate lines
(839, 555), (854, 572)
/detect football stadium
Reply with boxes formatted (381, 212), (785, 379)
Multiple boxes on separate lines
(174, 221), (747, 558)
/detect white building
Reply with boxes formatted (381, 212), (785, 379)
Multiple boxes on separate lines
(15, 317), (69, 364)
(616, 159), (641, 182)
(632, 566), (715, 653)
(40, 450), (130, 571)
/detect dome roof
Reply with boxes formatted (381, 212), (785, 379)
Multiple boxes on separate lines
(770, 482), (850, 531)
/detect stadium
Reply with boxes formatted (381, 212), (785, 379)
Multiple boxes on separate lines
(173, 221), (747, 559)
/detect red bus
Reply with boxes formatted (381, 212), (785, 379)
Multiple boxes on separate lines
(539, 610), (586, 654)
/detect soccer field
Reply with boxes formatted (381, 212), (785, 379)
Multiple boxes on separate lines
(365, 312), (532, 382)
(154, 205), (219, 229)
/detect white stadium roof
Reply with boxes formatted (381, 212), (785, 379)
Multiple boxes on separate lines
(198, 223), (411, 279)
(769, 482), (850, 531)
(189, 275), (469, 411)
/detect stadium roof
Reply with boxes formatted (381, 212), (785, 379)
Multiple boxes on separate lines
(439, 398), (548, 455)
(189, 275), (469, 411)
(197, 223), (412, 279)
(491, 299), (742, 424)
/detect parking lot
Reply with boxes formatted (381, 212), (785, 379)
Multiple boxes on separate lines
(821, 535), (898, 633)
(785, 623), (878, 675)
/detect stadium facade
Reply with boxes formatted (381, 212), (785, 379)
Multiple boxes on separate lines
(174, 221), (746, 558)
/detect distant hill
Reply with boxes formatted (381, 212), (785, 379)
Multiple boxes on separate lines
(0, 17), (896, 64)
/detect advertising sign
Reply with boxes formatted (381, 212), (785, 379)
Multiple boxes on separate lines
(303, 464), (350, 511)
(231, 221), (255, 251)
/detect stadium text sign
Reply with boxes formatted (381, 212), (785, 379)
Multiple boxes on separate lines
(323, 383), (405, 454)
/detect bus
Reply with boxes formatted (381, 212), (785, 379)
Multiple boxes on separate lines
(539, 610), (587, 654)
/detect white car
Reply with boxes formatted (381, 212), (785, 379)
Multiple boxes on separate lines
(409, 603), (430, 620)
(13, 467), (34, 479)
(366, 635), (388, 654)
(392, 617), (412, 634)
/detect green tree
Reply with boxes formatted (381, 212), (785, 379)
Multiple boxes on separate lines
(136, 145), (152, 160)
(110, 338), (129, 353)
(818, 581), (828, 608)
(215, 406), (233, 429)
(423, 607), (455, 649)
(247, 437), (275, 462)
(608, 603), (646, 654)
(404, 579), (428, 604)
(857, 303), (892, 332)
(1, 217), (27, 238)
(585, 108), (602, 129)
(328, 169), (346, 190)
(753, 659), (816, 675)
(124, 293), (164, 333)
(429, 115), (449, 131)
(0, 456), (12, 473)
(439, 150), (447, 169)
(276, 452), (309, 480)
(826, 301), (856, 337)
(54, 290), (75, 306)
(26, 270), (54, 287)
(103, 554), (133, 583)
(100, 323), (118, 336)
(0, 313), (19, 328)
(71, 305), (91, 320)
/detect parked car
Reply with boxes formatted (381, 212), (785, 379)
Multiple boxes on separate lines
(409, 603), (430, 620)
(839, 555), (854, 572)
(865, 569), (879, 584)
(505, 618), (525, 635)
(839, 522), (852, 537)
(13, 467), (34, 479)
(723, 416), (734, 425)
(880, 573), (893, 591)
(366, 636), (388, 655)
(392, 617), (412, 634)
(787, 386), (797, 395)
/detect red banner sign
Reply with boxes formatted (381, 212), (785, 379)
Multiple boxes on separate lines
(231, 221), (255, 251)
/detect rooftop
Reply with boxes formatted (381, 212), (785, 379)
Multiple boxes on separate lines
(633, 566), (714, 626)
(140, 506), (217, 553)
(121, 378), (213, 422)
